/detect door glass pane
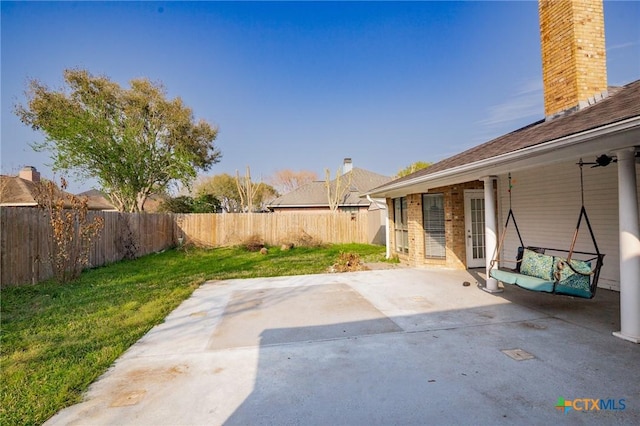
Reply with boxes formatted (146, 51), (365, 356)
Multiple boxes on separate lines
(394, 197), (408, 253)
(471, 198), (485, 259)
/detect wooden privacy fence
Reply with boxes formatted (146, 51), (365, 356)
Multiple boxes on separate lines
(174, 211), (372, 247)
(1, 209), (378, 286)
(1, 208), (175, 287)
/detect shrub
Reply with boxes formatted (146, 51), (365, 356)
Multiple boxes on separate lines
(330, 252), (368, 273)
(280, 229), (324, 248)
(34, 177), (104, 283)
(242, 234), (265, 252)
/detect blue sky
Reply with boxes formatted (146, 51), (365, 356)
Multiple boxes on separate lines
(2, 1), (639, 194)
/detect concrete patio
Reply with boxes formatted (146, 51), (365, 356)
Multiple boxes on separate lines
(46, 268), (639, 425)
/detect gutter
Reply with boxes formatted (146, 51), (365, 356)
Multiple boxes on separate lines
(367, 115), (640, 197)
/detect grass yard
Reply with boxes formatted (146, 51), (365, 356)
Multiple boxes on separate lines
(0, 243), (385, 426)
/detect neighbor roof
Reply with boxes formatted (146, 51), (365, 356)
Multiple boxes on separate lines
(0, 175), (39, 206)
(77, 189), (118, 211)
(0, 176), (112, 210)
(268, 167), (391, 208)
(371, 79), (640, 193)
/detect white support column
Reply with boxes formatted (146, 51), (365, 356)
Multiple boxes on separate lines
(385, 206), (391, 259)
(482, 176), (502, 293)
(613, 148), (640, 343)
(384, 199), (391, 259)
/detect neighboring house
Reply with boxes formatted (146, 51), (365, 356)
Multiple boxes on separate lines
(77, 190), (167, 213)
(268, 158), (391, 213)
(267, 158), (392, 244)
(0, 166), (116, 211)
(77, 189), (118, 211)
(367, 0), (639, 343)
(0, 167), (43, 207)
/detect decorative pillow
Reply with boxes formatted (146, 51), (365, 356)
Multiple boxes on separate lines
(520, 249), (554, 281)
(553, 257), (592, 290)
(516, 246), (545, 272)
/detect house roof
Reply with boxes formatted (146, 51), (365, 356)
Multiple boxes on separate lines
(268, 167), (392, 209)
(0, 175), (40, 206)
(0, 176), (112, 210)
(369, 79), (640, 197)
(77, 189), (118, 211)
(76, 190), (167, 212)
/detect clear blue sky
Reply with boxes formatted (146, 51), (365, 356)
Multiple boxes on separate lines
(2, 1), (639, 194)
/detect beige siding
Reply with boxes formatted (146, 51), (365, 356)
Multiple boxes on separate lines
(497, 160), (640, 291)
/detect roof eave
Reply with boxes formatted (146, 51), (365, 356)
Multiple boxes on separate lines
(367, 116), (640, 198)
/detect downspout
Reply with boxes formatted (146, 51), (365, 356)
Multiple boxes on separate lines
(367, 195), (391, 259)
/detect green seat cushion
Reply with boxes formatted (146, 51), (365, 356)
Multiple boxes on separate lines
(514, 274), (555, 292)
(490, 268), (555, 293)
(520, 249), (554, 281)
(490, 268), (518, 285)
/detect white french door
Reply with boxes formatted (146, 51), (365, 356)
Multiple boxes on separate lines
(464, 190), (486, 268)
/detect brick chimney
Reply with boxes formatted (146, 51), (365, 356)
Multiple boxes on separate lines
(19, 166), (41, 182)
(539, 0), (607, 119)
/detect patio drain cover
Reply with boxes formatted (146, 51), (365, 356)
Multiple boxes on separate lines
(501, 348), (535, 361)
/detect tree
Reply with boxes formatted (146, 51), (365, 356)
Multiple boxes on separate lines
(236, 166), (260, 213)
(195, 171), (277, 213)
(157, 195), (195, 213)
(254, 182), (279, 212)
(194, 173), (242, 213)
(192, 193), (222, 213)
(15, 69), (221, 212)
(325, 167), (352, 211)
(236, 166), (279, 212)
(158, 194), (221, 213)
(269, 169), (318, 194)
(396, 161), (432, 178)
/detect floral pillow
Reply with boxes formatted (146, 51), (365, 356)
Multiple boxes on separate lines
(520, 249), (554, 281)
(553, 257), (591, 290)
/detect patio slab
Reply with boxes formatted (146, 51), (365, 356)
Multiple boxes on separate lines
(45, 268), (639, 425)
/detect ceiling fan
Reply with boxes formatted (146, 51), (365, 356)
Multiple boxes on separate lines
(581, 151), (639, 168)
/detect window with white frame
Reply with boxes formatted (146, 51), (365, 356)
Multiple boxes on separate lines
(393, 197), (408, 254)
(423, 194), (445, 259)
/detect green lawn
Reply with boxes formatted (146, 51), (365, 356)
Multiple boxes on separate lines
(0, 243), (385, 425)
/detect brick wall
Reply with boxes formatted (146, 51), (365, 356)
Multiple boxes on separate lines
(388, 181), (485, 269)
(406, 194), (424, 265)
(539, 0), (607, 117)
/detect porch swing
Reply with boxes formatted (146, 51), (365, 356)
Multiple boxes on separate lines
(488, 160), (605, 299)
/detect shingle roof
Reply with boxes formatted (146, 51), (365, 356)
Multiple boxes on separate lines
(1, 176), (112, 210)
(268, 167), (391, 208)
(77, 189), (117, 211)
(0, 176), (39, 205)
(380, 79), (640, 189)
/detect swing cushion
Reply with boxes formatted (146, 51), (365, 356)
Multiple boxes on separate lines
(553, 257), (592, 298)
(519, 249), (554, 281)
(490, 269), (555, 292)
